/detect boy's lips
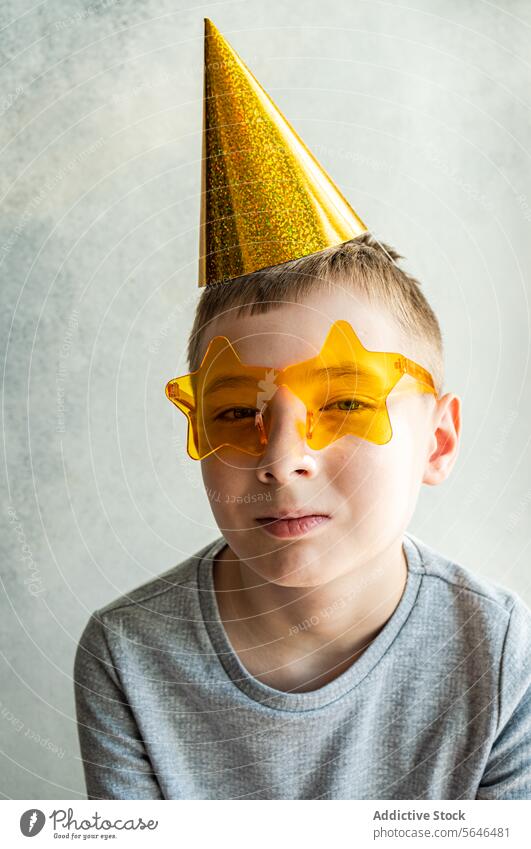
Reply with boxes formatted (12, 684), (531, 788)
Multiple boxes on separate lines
(255, 510), (331, 539)
(257, 507), (330, 519)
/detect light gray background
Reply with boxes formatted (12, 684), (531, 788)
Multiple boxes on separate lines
(1, 0), (530, 799)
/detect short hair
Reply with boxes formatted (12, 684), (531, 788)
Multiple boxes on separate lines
(187, 233), (444, 393)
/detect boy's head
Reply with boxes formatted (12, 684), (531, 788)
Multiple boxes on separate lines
(182, 233), (460, 587)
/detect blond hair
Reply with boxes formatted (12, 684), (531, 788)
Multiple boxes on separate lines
(187, 233), (444, 392)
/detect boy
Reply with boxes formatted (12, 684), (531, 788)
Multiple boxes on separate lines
(74, 21), (531, 800)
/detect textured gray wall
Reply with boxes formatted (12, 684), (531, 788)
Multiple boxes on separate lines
(1, 0), (530, 799)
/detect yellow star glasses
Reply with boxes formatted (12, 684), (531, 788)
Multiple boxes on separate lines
(165, 320), (437, 460)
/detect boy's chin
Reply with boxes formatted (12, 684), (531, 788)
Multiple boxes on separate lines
(247, 550), (342, 588)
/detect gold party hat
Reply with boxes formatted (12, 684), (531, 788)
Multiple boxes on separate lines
(199, 19), (368, 286)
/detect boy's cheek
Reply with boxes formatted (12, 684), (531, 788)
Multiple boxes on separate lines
(332, 436), (421, 514)
(326, 434), (394, 473)
(200, 456), (240, 493)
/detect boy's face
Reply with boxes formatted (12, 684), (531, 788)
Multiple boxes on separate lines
(198, 289), (456, 587)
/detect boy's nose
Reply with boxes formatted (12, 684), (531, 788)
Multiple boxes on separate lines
(255, 386), (318, 484)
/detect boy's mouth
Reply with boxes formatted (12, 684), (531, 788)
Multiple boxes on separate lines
(255, 510), (331, 539)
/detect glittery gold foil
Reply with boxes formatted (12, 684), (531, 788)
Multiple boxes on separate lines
(199, 18), (368, 287)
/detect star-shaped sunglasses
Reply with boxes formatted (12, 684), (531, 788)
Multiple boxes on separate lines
(165, 320), (437, 460)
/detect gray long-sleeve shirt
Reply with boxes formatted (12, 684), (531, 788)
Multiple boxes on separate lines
(73, 532), (531, 800)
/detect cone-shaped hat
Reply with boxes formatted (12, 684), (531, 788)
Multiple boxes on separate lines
(199, 19), (368, 286)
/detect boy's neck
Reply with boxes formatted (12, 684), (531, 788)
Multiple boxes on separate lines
(213, 539), (408, 692)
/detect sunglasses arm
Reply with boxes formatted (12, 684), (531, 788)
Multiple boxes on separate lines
(395, 357), (436, 396)
(165, 381), (196, 411)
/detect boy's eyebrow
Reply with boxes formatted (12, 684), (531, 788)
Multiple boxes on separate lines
(307, 364), (375, 381)
(203, 374), (260, 394)
(203, 363), (375, 394)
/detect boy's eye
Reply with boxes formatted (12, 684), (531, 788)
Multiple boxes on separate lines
(321, 398), (373, 412)
(215, 407), (257, 421)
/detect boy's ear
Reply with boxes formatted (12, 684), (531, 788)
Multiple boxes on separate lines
(422, 393), (461, 486)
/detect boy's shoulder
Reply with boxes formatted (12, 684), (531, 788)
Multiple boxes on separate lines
(405, 531), (530, 622)
(94, 536), (224, 620)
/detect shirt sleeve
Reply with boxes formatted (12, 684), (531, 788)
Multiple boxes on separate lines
(476, 597), (531, 799)
(73, 611), (164, 800)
